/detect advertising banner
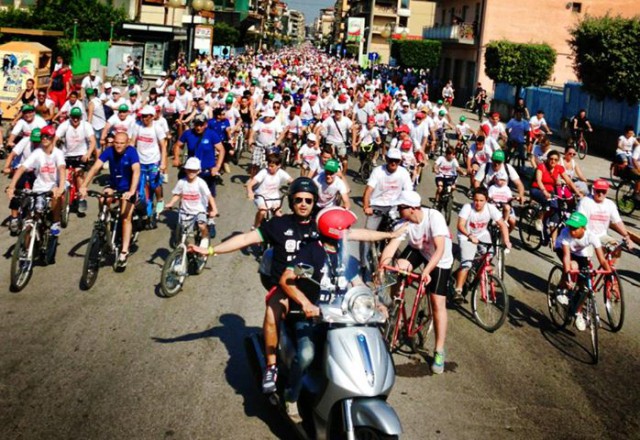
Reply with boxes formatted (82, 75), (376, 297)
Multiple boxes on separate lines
(346, 17), (365, 43)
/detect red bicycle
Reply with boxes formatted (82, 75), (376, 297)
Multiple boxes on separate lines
(61, 165), (84, 228)
(449, 241), (509, 332)
(380, 265), (433, 356)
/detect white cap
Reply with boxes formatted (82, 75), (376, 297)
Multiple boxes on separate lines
(396, 190), (422, 208)
(112, 87), (121, 94)
(104, 82), (112, 89)
(262, 109), (276, 118)
(161, 71), (167, 76)
(333, 103), (344, 112)
(386, 148), (402, 160)
(140, 105), (156, 116)
(307, 133), (317, 142)
(184, 157), (202, 170)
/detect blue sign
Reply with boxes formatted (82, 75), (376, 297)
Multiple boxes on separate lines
(368, 52), (379, 61)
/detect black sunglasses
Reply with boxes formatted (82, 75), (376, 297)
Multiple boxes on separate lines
(387, 159), (401, 164)
(293, 197), (313, 205)
(398, 205), (411, 211)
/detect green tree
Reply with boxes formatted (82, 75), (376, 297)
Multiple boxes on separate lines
(214, 22), (240, 47)
(391, 40), (441, 69)
(569, 14), (640, 104)
(484, 40), (556, 99)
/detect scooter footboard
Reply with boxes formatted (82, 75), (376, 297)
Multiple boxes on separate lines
(351, 398), (402, 436)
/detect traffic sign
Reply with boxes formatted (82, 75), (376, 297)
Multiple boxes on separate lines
(368, 52), (379, 61)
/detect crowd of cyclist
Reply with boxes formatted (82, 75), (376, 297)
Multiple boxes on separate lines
(2, 45), (638, 419)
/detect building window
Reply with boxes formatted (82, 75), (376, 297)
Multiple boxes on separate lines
(399, 17), (408, 27)
(571, 2), (582, 13)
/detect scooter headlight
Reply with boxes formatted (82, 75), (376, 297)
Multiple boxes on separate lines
(345, 286), (376, 323)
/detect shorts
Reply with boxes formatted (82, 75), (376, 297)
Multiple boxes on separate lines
(436, 176), (457, 187)
(459, 239), (491, 269)
(254, 196), (282, 211)
(399, 246), (451, 296)
(302, 119), (314, 127)
(139, 162), (162, 192)
(252, 144), (266, 166)
(179, 211), (207, 227)
(65, 156), (87, 170)
(554, 248), (590, 270)
(332, 143), (348, 157)
(616, 152), (631, 164)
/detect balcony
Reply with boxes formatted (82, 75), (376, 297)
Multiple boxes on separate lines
(350, 3), (368, 16)
(422, 22), (476, 44)
(397, 8), (410, 18)
(373, 4), (396, 17)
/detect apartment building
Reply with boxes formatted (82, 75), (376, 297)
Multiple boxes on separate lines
(424, 0), (640, 102)
(287, 9), (306, 43)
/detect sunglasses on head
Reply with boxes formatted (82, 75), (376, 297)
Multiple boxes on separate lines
(293, 197), (313, 205)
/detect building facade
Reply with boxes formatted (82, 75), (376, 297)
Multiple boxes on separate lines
(287, 9), (306, 43)
(423, 0), (640, 102)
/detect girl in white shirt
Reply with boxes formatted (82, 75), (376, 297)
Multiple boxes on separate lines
(246, 154), (293, 228)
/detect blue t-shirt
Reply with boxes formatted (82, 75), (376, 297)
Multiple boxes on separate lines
(207, 118), (231, 142)
(506, 119), (530, 144)
(178, 128), (222, 170)
(99, 146), (140, 192)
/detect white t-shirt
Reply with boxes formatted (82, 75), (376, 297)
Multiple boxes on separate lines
(457, 123), (473, 137)
(12, 137), (35, 167)
(56, 120), (94, 157)
(160, 98), (186, 116)
(366, 165), (413, 207)
(172, 177), (211, 215)
(632, 145), (640, 164)
(130, 123), (166, 164)
(577, 196), (622, 239)
(358, 126), (380, 145)
(314, 172), (348, 208)
(298, 144), (321, 170)
(529, 116), (547, 131)
(322, 116), (352, 145)
(396, 208), (453, 269)
(253, 168), (291, 199)
(11, 116), (46, 138)
(21, 147), (65, 192)
(253, 119), (282, 146)
(107, 115), (136, 136)
(60, 100), (86, 119)
(468, 143), (493, 165)
(483, 121), (506, 141)
(88, 97), (107, 130)
(458, 202), (502, 243)
(435, 156), (460, 177)
(488, 184), (513, 204)
(617, 135), (637, 155)
(554, 228), (601, 257)
(284, 115), (303, 135)
(475, 163), (520, 187)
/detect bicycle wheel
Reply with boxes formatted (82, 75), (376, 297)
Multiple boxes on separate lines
(110, 74), (125, 88)
(80, 229), (103, 290)
(577, 139), (588, 160)
(61, 190), (70, 228)
(410, 292), (433, 353)
(603, 272), (625, 332)
(587, 296), (599, 364)
(471, 272), (509, 332)
(189, 254), (208, 275)
(10, 226), (34, 292)
(160, 246), (187, 297)
(518, 204), (543, 251)
(609, 163), (622, 189)
(382, 300), (402, 351)
(140, 78), (150, 92)
(361, 160), (373, 182)
(444, 195), (453, 225)
(546, 266), (571, 328)
(615, 181), (636, 216)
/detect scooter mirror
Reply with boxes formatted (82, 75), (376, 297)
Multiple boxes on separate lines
(294, 263), (314, 278)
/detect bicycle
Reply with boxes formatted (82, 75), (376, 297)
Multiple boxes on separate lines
(546, 265), (606, 364)
(160, 209), (209, 297)
(449, 239), (509, 332)
(615, 175), (640, 216)
(455, 135), (472, 163)
(138, 164), (163, 229)
(434, 178), (456, 225)
(363, 209), (401, 279)
(518, 192), (575, 252)
(61, 164), (86, 227)
(252, 193), (286, 260)
(380, 265), (433, 356)
(234, 124), (248, 162)
(10, 190), (57, 292)
(505, 139), (527, 171)
(572, 129), (589, 160)
(488, 214), (509, 281)
(281, 135), (297, 170)
(80, 190), (142, 289)
(434, 128), (449, 158)
(357, 143), (376, 183)
(110, 64), (150, 92)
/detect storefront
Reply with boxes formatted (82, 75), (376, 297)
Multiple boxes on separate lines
(120, 23), (188, 76)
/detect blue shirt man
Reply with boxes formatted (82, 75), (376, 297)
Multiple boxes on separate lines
(506, 113), (530, 144)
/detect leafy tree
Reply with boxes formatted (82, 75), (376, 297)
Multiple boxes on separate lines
(484, 40), (556, 99)
(391, 40), (441, 69)
(569, 14), (640, 104)
(214, 22), (240, 47)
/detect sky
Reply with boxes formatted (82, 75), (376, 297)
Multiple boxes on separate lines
(285, 0), (334, 25)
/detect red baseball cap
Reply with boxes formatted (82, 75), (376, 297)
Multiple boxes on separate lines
(481, 124), (490, 136)
(592, 179), (610, 191)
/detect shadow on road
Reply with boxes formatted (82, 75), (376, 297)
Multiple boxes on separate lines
(505, 265), (548, 292)
(151, 314), (292, 439)
(147, 247), (170, 268)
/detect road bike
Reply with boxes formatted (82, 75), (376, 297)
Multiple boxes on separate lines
(80, 190), (142, 289)
(233, 123), (248, 162)
(380, 265), (433, 356)
(518, 191), (574, 252)
(449, 239), (509, 332)
(615, 175), (640, 216)
(160, 209), (209, 297)
(546, 265), (606, 364)
(10, 190), (57, 292)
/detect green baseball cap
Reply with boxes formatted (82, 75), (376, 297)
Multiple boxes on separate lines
(566, 211), (588, 229)
(86, 88), (95, 95)
(30, 128), (42, 142)
(70, 107), (82, 118)
(459, 115), (466, 122)
(21, 104), (35, 112)
(118, 104), (130, 112)
(324, 159), (340, 174)
(128, 77), (136, 85)
(129, 89), (138, 96)
(492, 150), (505, 162)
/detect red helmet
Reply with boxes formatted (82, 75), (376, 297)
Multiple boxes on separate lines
(396, 124), (410, 134)
(338, 94), (348, 103)
(41, 125), (56, 137)
(316, 207), (358, 240)
(481, 124), (490, 136)
(401, 139), (413, 150)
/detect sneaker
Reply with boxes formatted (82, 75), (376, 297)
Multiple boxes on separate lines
(452, 288), (464, 304)
(556, 290), (569, 306)
(199, 238), (209, 249)
(77, 199), (88, 214)
(574, 313), (586, 332)
(431, 350), (445, 375)
(117, 251), (129, 268)
(50, 222), (61, 237)
(262, 364), (278, 394)
(9, 217), (19, 235)
(155, 200), (165, 214)
(535, 219), (543, 232)
(285, 400), (302, 424)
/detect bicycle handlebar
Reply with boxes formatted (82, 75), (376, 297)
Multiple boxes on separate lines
(86, 189), (125, 199)
(14, 189), (53, 197)
(380, 264), (421, 281)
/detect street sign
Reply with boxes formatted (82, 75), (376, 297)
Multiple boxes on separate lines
(368, 52), (379, 61)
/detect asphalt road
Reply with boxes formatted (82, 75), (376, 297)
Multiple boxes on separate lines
(1, 107), (639, 440)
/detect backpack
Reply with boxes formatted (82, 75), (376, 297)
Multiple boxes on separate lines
(51, 72), (64, 91)
(103, 104), (114, 120)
